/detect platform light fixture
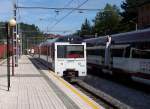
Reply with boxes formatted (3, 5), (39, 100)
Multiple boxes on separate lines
(6, 18), (17, 91)
(9, 19), (16, 27)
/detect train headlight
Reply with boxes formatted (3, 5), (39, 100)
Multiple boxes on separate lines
(78, 62), (81, 65)
(82, 72), (85, 74)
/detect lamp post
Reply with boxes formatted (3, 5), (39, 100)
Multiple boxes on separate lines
(9, 19), (16, 76)
(5, 23), (10, 91)
(5, 19), (16, 91)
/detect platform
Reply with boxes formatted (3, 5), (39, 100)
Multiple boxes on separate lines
(0, 56), (104, 109)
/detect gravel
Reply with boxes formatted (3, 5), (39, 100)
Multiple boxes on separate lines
(83, 75), (150, 109)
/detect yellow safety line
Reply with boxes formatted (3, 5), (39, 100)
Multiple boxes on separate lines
(49, 71), (101, 109)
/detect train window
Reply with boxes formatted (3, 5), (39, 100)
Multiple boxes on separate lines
(133, 42), (150, 50)
(57, 46), (66, 58)
(124, 47), (131, 57)
(87, 49), (105, 56)
(57, 45), (84, 58)
(132, 49), (150, 59)
(87, 50), (93, 55)
(111, 49), (124, 57)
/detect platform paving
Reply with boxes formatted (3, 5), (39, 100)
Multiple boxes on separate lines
(0, 56), (103, 109)
(0, 56), (73, 109)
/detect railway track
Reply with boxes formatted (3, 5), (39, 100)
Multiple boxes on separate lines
(31, 57), (132, 109)
(73, 82), (115, 109)
(73, 80), (132, 109)
(88, 71), (150, 94)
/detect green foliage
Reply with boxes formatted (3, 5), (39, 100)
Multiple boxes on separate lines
(0, 22), (44, 42)
(75, 4), (122, 38)
(0, 22), (7, 43)
(20, 23), (42, 38)
(80, 18), (92, 38)
(93, 4), (121, 35)
(0, 22), (44, 53)
(19, 23), (44, 52)
(75, 1), (150, 39)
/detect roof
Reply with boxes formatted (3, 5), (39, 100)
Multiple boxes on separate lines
(40, 36), (83, 46)
(84, 28), (150, 45)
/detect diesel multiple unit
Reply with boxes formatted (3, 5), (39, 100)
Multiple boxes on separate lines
(85, 28), (150, 84)
(34, 37), (87, 81)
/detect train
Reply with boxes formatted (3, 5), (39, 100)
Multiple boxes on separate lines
(84, 28), (150, 85)
(34, 36), (87, 81)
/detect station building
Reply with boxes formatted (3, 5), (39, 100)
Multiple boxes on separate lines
(138, 1), (150, 29)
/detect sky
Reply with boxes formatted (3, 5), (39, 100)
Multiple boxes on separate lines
(0, 0), (124, 35)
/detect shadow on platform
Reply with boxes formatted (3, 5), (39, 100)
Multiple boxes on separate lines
(14, 74), (43, 77)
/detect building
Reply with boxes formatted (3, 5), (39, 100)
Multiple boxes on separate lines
(138, 1), (150, 29)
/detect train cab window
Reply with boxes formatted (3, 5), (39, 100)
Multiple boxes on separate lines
(57, 45), (84, 58)
(57, 46), (66, 58)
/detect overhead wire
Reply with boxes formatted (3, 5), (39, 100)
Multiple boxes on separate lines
(17, 7), (100, 11)
(53, 0), (74, 20)
(16, 0), (90, 34)
(49, 0), (89, 31)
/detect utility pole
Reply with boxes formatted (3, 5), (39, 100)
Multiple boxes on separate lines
(19, 32), (22, 56)
(12, 0), (17, 76)
(27, 38), (29, 54)
(14, 0), (18, 67)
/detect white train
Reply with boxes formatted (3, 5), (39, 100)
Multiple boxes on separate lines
(84, 28), (150, 84)
(35, 36), (87, 81)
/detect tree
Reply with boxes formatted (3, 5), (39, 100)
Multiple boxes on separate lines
(20, 23), (42, 37)
(19, 23), (44, 52)
(93, 4), (121, 36)
(0, 22), (7, 43)
(120, 0), (149, 30)
(80, 18), (92, 38)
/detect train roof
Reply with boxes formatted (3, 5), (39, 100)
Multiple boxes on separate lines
(84, 28), (150, 45)
(40, 36), (83, 46)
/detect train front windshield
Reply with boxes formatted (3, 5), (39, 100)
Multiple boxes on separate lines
(57, 45), (84, 58)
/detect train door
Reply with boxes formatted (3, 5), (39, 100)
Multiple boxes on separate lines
(104, 36), (112, 69)
(38, 46), (40, 58)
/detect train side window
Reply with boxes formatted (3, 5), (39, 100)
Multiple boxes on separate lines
(132, 49), (150, 59)
(124, 47), (131, 58)
(111, 49), (124, 57)
(87, 49), (105, 56)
